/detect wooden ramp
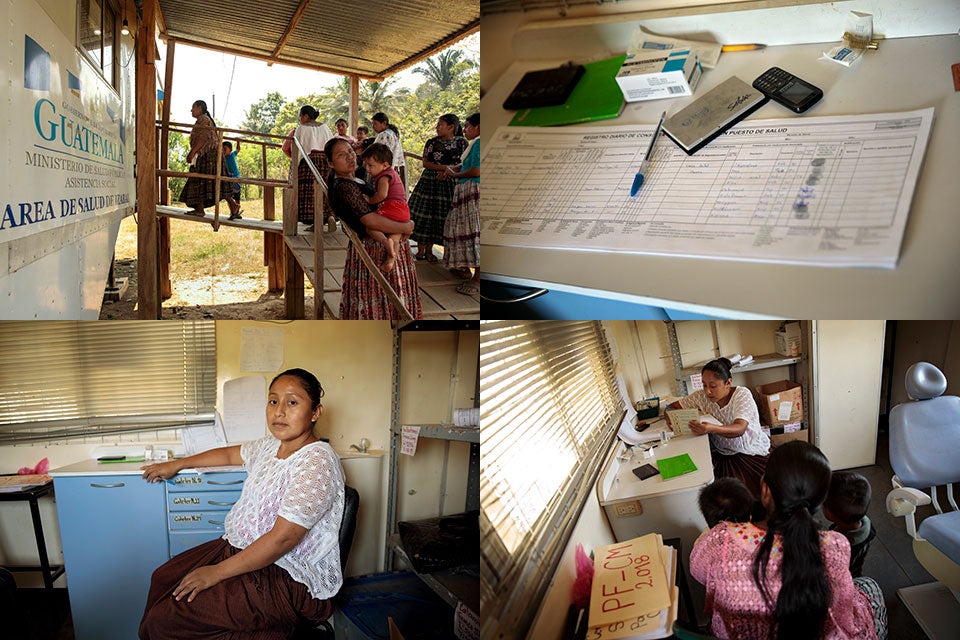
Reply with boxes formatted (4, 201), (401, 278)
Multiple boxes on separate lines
(285, 232), (480, 320)
(156, 205), (284, 233)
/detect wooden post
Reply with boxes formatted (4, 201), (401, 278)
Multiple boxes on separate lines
(349, 75), (360, 134)
(313, 180), (323, 319)
(159, 37), (175, 299)
(283, 142), (303, 317)
(263, 185), (283, 292)
(136, 0), (160, 318)
(213, 129), (224, 231)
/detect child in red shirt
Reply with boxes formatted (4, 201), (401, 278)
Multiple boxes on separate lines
(362, 143), (410, 272)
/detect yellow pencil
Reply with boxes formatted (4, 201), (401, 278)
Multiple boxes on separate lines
(721, 44), (766, 52)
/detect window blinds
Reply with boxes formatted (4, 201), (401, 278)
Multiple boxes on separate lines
(0, 321), (216, 444)
(480, 321), (622, 638)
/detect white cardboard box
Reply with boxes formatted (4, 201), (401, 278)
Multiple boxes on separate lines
(615, 48), (702, 102)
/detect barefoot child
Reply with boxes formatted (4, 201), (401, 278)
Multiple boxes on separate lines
(361, 143), (410, 272)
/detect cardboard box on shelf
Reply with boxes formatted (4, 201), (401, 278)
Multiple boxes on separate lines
(769, 428), (809, 447)
(775, 321), (802, 356)
(755, 380), (803, 426)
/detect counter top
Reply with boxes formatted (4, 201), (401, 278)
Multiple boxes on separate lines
(482, 19), (960, 318)
(599, 432), (714, 504)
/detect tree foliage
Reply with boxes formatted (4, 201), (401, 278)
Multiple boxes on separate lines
(240, 92), (286, 134)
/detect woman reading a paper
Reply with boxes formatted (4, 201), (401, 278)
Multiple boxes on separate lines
(665, 357), (770, 497)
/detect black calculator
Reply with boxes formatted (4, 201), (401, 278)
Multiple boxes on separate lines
(752, 67), (823, 113)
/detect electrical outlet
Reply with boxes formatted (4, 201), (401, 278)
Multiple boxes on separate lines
(613, 500), (643, 517)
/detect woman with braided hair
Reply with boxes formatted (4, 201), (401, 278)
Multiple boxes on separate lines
(690, 441), (886, 639)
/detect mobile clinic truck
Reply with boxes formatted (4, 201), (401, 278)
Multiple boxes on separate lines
(1, 0), (136, 318)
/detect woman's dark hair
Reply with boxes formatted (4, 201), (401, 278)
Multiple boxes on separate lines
(357, 125), (369, 134)
(701, 357), (733, 382)
(439, 113), (462, 137)
(465, 112), (480, 127)
(336, 117), (348, 126)
(372, 112), (400, 138)
(752, 440), (832, 640)
(270, 368), (324, 411)
(299, 105), (319, 120)
(192, 100), (210, 117)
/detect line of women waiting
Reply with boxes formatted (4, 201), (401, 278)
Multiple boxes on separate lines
(179, 100), (480, 320)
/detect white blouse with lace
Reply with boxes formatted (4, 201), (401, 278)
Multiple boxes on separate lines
(678, 386), (770, 456)
(374, 128), (407, 172)
(224, 436), (345, 599)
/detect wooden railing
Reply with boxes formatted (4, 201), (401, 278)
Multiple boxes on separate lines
(154, 120), (414, 320)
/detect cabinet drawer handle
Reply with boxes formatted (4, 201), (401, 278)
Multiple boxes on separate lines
(207, 519), (224, 525)
(90, 482), (126, 489)
(207, 500), (236, 506)
(207, 480), (243, 485)
(480, 287), (548, 304)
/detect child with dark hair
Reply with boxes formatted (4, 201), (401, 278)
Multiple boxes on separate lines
(361, 143), (411, 272)
(699, 477), (756, 529)
(823, 471), (876, 578)
(221, 140), (242, 220)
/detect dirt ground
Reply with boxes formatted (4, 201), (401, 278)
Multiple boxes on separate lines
(99, 258), (315, 320)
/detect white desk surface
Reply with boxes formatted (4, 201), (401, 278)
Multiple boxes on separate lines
(601, 431), (714, 504)
(482, 30), (960, 318)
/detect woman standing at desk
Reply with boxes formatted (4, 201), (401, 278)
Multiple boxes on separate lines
(666, 358), (770, 497)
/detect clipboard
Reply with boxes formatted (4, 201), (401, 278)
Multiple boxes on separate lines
(509, 55), (626, 127)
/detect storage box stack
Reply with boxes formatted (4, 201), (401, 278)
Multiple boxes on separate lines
(587, 533), (678, 639)
(755, 380), (807, 445)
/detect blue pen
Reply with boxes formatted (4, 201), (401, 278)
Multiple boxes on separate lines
(630, 110), (667, 198)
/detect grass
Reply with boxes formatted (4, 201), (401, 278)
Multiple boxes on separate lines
(114, 189), (284, 278)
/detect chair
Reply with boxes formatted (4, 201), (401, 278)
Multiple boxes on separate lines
(885, 362), (960, 635)
(293, 485), (359, 639)
(671, 621), (722, 640)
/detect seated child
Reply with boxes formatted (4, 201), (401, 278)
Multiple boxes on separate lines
(823, 471), (876, 577)
(221, 140), (242, 220)
(361, 143), (410, 272)
(698, 477), (756, 529)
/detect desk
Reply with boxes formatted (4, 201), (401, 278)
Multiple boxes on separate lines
(0, 481), (65, 589)
(481, 2), (960, 318)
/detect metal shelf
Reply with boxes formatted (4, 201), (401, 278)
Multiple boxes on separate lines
(680, 353), (801, 378)
(390, 423), (479, 443)
(388, 533), (480, 614)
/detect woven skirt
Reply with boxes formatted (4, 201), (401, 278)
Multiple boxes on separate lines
(711, 448), (770, 499)
(297, 152), (334, 224)
(179, 148), (231, 209)
(340, 236), (423, 320)
(409, 170), (456, 245)
(442, 181), (480, 269)
(139, 538), (332, 640)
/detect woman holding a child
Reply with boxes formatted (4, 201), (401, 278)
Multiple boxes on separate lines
(666, 357), (770, 498)
(322, 137), (422, 320)
(690, 440), (886, 639)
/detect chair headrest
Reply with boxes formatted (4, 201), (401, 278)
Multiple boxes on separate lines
(905, 362), (947, 400)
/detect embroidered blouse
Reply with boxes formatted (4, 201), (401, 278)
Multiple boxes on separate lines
(690, 522), (877, 639)
(190, 114), (218, 157)
(678, 386), (769, 456)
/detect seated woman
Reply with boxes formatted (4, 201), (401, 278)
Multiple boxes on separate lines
(666, 357), (769, 497)
(690, 440), (886, 639)
(323, 137), (422, 320)
(138, 369), (344, 639)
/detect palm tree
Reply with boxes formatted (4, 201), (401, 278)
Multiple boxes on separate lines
(413, 49), (474, 91)
(318, 77), (352, 119)
(360, 79), (409, 119)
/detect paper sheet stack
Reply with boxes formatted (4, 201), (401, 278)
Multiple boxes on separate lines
(587, 533), (678, 640)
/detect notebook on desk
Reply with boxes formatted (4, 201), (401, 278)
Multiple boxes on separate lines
(509, 55), (626, 127)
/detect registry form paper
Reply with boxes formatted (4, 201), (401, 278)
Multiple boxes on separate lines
(482, 108), (933, 268)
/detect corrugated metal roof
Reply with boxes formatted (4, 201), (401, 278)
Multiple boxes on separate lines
(157, 0), (479, 79)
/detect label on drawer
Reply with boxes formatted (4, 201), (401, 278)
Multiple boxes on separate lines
(173, 514), (203, 523)
(173, 497), (201, 506)
(172, 476), (203, 485)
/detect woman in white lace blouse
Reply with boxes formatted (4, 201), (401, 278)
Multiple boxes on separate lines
(139, 368), (345, 639)
(666, 357), (771, 498)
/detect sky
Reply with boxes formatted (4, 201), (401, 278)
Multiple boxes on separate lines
(162, 33), (479, 130)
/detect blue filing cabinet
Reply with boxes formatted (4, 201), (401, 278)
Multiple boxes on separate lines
(166, 471), (246, 557)
(53, 474), (168, 640)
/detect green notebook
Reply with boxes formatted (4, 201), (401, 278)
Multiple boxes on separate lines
(657, 453), (698, 479)
(509, 55), (626, 127)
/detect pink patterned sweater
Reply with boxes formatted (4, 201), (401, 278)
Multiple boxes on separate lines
(689, 522), (877, 639)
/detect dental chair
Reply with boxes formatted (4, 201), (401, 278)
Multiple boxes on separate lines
(885, 362), (960, 638)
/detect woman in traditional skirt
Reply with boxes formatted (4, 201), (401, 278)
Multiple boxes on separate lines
(324, 137), (422, 320)
(666, 357), (771, 498)
(442, 113), (480, 296)
(179, 100), (235, 216)
(282, 105), (334, 232)
(139, 369), (344, 639)
(408, 114), (468, 262)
